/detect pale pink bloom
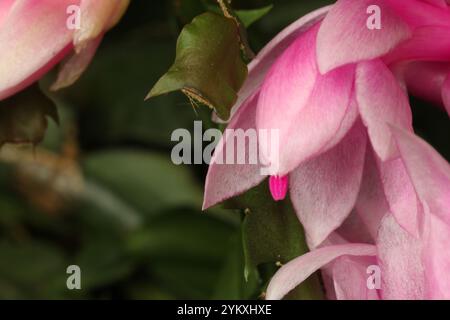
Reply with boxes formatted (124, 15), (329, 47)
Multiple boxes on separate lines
(382, 1), (450, 115)
(204, 1), (415, 247)
(266, 129), (450, 300)
(203, 0), (450, 299)
(0, 0), (130, 100)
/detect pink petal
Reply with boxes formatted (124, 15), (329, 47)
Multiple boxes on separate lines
(0, 0), (77, 100)
(203, 93), (265, 209)
(356, 60), (413, 161)
(354, 147), (389, 240)
(0, 0), (14, 27)
(421, 0), (449, 8)
(222, 6), (330, 121)
(322, 232), (349, 247)
(332, 256), (380, 300)
(384, 26), (450, 65)
(266, 244), (377, 300)
(377, 215), (425, 299)
(391, 126), (450, 226)
(336, 210), (376, 245)
(74, 0), (127, 51)
(423, 213), (450, 299)
(321, 271), (337, 300)
(379, 157), (421, 237)
(320, 233), (376, 299)
(257, 24), (355, 175)
(320, 93), (359, 153)
(385, 0), (450, 28)
(51, 36), (103, 91)
(317, 0), (411, 74)
(289, 121), (367, 248)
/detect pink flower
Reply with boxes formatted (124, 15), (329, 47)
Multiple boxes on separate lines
(203, 0), (450, 299)
(266, 128), (450, 300)
(204, 1), (414, 247)
(0, 0), (130, 101)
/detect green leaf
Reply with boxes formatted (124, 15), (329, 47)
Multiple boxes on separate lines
(0, 85), (58, 145)
(236, 5), (273, 28)
(76, 180), (143, 232)
(128, 210), (234, 262)
(215, 0), (255, 61)
(127, 209), (237, 299)
(237, 182), (306, 273)
(74, 238), (134, 290)
(0, 241), (67, 299)
(147, 12), (247, 121)
(82, 150), (203, 219)
(212, 232), (260, 299)
(231, 181), (324, 299)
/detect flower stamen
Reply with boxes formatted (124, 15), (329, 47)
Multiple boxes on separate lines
(269, 175), (289, 201)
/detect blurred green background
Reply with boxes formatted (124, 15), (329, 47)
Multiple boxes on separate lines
(0, 0), (448, 299)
